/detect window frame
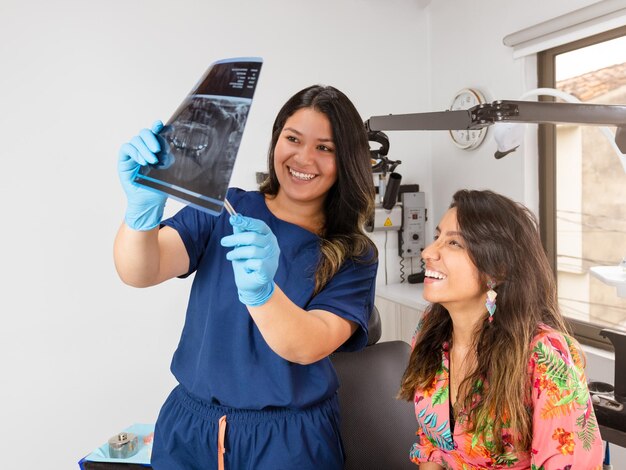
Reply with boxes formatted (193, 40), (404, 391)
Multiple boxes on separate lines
(538, 25), (626, 350)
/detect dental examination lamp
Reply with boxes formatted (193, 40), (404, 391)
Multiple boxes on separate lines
(364, 94), (626, 171)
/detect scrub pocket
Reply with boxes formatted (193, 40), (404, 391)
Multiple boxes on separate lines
(151, 385), (344, 470)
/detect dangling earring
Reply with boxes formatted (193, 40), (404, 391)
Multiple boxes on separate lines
(486, 280), (497, 323)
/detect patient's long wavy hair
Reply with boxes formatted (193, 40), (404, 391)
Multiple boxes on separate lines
(398, 189), (570, 453)
(260, 85), (377, 293)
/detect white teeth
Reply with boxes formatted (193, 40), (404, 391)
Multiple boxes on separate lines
(289, 168), (316, 180)
(425, 269), (447, 280)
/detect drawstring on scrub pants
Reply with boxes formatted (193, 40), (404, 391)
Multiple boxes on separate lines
(217, 196), (235, 469)
(218, 415), (227, 470)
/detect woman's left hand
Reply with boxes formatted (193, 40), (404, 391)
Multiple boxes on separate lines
(220, 215), (280, 307)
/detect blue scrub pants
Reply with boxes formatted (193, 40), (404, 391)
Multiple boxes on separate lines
(151, 385), (345, 470)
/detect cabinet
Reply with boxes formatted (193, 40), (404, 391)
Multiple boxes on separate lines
(375, 283), (428, 344)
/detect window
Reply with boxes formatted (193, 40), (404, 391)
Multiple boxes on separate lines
(538, 26), (626, 349)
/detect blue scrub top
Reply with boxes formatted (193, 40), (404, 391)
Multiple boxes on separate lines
(161, 188), (378, 410)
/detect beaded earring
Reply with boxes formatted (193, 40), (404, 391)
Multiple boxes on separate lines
(486, 280), (497, 323)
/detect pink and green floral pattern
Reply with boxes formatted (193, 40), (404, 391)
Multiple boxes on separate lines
(409, 327), (603, 469)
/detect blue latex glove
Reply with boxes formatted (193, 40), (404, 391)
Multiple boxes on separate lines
(118, 121), (167, 231)
(220, 215), (280, 307)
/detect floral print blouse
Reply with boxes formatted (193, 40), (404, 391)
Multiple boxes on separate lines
(410, 326), (603, 469)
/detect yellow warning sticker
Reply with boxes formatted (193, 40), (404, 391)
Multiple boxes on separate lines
(384, 218), (393, 227)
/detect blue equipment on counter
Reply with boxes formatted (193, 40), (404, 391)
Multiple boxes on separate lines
(78, 423), (154, 469)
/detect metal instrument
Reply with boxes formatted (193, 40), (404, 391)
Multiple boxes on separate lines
(223, 197), (238, 217)
(108, 432), (139, 459)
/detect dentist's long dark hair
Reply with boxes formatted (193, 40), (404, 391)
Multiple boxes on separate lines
(398, 189), (571, 453)
(260, 85), (377, 294)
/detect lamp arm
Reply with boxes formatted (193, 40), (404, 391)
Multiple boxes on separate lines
(365, 95), (626, 172)
(365, 109), (475, 132)
(490, 100), (626, 129)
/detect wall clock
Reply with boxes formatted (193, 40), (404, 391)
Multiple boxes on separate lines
(449, 88), (488, 150)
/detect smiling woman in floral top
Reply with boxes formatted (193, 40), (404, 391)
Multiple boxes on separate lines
(398, 190), (602, 469)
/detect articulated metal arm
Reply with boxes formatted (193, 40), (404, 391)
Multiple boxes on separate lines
(366, 109), (475, 131)
(365, 100), (626, 152)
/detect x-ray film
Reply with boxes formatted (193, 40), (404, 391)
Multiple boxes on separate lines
(134, 57), (262, 215)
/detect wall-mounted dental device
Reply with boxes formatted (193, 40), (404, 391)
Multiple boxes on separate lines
(398, 187), (426, 284)
(364, 128), (427, 284)
(398, 189), (426, 260)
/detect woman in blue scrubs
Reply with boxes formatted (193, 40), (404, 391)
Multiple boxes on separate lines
(114, 85), (378, 470)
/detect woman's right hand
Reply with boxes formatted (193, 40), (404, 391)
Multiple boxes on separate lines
(221, 215), (280, 307)
(118, 120), (168, 231)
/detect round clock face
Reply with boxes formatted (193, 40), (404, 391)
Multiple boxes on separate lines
(449, 88), (487, 150)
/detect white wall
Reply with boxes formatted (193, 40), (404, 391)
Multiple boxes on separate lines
(425, 0), (599, 221)
(0, 0), (428, 467)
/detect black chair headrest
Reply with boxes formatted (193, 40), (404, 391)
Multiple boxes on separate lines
(367, 305), (382, 346)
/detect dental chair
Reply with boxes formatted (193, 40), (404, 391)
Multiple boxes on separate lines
(331, 306), (418, 470)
